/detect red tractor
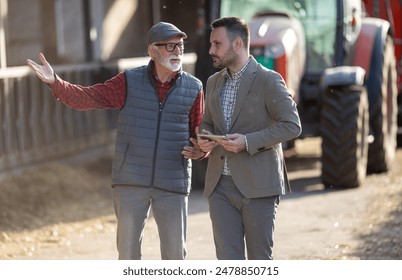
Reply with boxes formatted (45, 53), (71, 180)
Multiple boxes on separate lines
(361, 0), (402, 145)
(195, 0), (401, 188)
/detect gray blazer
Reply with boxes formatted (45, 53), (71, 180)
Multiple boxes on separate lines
(201, 57), (302, 198)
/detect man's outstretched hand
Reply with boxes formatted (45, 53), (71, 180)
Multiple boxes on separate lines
(26, 53), (55, 85)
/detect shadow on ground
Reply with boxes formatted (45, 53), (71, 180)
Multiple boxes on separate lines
(352, 202), (402, 259)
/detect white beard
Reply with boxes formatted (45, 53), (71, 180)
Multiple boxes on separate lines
(158, 55), (182, 72)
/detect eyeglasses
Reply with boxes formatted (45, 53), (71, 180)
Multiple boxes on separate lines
(154, 42), (185, 52)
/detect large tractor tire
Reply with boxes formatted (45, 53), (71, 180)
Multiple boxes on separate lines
(320, 85), (369, 188)
(366, 36), (398, 173)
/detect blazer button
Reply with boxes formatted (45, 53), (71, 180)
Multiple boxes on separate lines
(220, 156), (224, 160)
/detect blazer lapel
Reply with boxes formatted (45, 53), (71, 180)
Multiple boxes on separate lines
(230, 58), (258, 131)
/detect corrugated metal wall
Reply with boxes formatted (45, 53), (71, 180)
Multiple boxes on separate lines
(0, 63), (117, 172)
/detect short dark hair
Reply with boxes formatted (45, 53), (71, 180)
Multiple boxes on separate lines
(211, 17), (249, 49)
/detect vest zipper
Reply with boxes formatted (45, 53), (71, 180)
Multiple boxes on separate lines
(150, 102), (163, 187)
(150, 84), (175, 186)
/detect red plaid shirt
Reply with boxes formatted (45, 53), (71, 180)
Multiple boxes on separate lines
(52, 71), (204, 138)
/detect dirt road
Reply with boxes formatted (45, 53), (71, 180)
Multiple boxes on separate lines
(1, 138), (401, 260)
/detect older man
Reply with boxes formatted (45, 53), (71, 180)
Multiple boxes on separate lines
(27, 22), (205, 260)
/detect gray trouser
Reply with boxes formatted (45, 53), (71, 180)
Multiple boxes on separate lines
(208, 175), (280, 260)
(113, 185), (188, 260)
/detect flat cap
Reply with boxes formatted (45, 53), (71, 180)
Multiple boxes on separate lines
(148, 22), (187, 44)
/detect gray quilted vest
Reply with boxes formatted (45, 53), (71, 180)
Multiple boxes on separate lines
(111, 62), (202, 194)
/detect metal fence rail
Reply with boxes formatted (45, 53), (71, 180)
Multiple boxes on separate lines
(0, 53), (196, 173)
(0, 64), (117, 172)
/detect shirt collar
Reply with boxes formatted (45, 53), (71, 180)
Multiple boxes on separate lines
(150, 60), (179, 84)
(224, 57), (251, 80)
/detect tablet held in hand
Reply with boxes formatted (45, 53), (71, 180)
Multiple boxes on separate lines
(198, 134), (229, 141)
